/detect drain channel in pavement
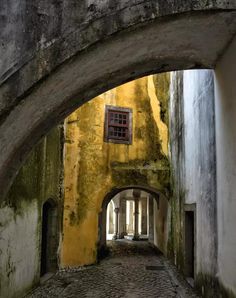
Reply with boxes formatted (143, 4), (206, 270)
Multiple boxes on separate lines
(145, 266), (165, 271)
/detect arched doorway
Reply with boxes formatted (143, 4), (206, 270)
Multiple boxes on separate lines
(98, 186), (169, 258)
(106, 199), (115, 240)
(40, 199), (58, 276)
(106, 189), (149, 241)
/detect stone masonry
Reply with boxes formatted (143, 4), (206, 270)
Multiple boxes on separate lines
(27, 240), (200, 298)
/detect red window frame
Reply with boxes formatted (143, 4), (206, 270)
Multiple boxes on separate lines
(104, 106), (132, 144)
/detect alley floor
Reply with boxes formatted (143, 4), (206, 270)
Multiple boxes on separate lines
(27, 240), (200, 298)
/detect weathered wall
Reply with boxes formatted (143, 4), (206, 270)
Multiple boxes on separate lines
(0, 2), (236, 204)
(183, 70), (217, 278)
(169, 36), (236, 298)
(169, 69), (217, 296)
(168, 71), (185, 267)
(62, 75), (169, 266)
(153, 195), (169, 254)
(214, 35), (236, 297)
(1, 0), (234, 105)
(0, 126), (63, 298)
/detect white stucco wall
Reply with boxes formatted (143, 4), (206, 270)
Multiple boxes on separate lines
(184, 70), (199, 206)
(0, 201), (39, 298)
(170, 68), (217, 282)
(215, 35), (236, 294)
(184, 70), (206, 205)
(183, 69), (217, 276)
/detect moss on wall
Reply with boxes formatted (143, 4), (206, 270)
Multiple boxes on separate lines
(4, 144), (42, 215)
(167, 71), (185, 272)
(62, 75), (170, 266)
(4, 125), (64, 212)
(195, 273), (236, 298)
(153, 73), (170, 126)
(0, 126), (64, 298)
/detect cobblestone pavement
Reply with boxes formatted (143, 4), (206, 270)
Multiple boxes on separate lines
(27, 240), (200, 298)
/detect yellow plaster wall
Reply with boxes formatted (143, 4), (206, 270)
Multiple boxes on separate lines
(61, 75), (169, 267)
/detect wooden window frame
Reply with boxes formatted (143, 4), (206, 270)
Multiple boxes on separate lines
(104, 105), (132, 144)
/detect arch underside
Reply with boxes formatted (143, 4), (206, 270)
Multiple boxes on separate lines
(102, 185), (165, 210)
(0, 8), (236, 201)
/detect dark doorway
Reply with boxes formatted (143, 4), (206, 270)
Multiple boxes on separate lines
(40, 200), (58, 276)
(185, 210), (195, 280)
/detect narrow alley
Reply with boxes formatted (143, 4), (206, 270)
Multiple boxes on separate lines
(27, 241), (199, 298)
(2, 3), (236, 298)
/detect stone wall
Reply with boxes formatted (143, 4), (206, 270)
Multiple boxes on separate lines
(2, 0), (234, 107)
(0, 126), (64, 298)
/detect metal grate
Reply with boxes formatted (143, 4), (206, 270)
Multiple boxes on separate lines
(108, 110), (129, 141)
(146, 265), (165, 271)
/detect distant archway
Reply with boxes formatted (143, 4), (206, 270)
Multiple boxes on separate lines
(97, 185), (166, 258)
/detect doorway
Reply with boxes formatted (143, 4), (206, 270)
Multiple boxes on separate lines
(40, 200), (58, 276)
(184, 209), (195, 282)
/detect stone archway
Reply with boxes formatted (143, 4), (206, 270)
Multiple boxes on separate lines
(0, 3), (236, 201)
(97, 185), (166, 258)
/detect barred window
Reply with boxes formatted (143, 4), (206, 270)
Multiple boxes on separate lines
(104, 106), (132, 144)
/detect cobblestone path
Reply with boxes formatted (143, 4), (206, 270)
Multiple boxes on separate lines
(27, 240), (200, 298)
